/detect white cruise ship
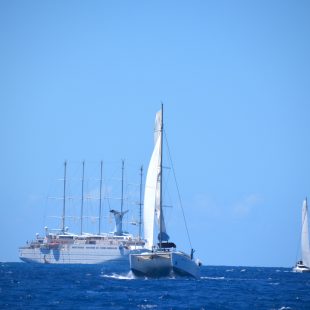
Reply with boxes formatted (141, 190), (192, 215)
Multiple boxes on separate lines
(19, 230), (145, 264)
(19, 161), (146, 264)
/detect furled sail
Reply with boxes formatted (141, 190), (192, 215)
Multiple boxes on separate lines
(301, 199), (310, 267)
(143, 109), (168, 250)
(153, 110), (168, 240)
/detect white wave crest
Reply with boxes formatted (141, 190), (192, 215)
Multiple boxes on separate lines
(200, 276), (225, 280)
(101, 271), (136, 280)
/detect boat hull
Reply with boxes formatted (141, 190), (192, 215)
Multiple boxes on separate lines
(130, 252), (172, 277)
(293, 264), (310, 273)
(171, 252), (200, 278)
(19, 244), (134, 264)
(130, 251), (200, 278)
(19, 232), (146, 265)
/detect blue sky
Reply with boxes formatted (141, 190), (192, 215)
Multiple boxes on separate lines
(1, 0), (310, 267)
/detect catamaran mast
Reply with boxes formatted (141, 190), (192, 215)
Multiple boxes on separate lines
(159, 103), (164, 248)
(62, 161), (67, 234)
(80, 161), (85, 235)
(98, 160), (103, 235)
(139, 165), (143, 240)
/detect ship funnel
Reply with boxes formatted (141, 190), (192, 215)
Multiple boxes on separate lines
(110, 209), (128, 236)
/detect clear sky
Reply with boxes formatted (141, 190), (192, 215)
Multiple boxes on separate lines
(1, 0), (310, 267)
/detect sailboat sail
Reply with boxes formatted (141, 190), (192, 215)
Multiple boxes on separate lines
(301, 199), (310, 267)
(143, 109), (168, 250)
(143, 135), (160, 249)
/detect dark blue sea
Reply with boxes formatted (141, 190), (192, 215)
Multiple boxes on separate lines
(1, 263), (310, 309)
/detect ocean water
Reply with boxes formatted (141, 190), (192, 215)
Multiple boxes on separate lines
(1, 263), (310, 309)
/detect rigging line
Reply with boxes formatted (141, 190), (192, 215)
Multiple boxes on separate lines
(163, 129), (193, 250)
(104, 184), (112, 211)
(295, 214), (302, 264)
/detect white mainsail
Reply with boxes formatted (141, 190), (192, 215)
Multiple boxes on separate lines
(143, 109), (168, 250)
(143, 136), (160, 249)
(301, 199), (310, 267)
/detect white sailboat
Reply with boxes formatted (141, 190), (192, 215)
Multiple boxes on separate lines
(130, 105), (202, 278)
(293, 198), (310, 272)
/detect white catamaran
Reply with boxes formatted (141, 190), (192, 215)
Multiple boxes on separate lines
(130, 105), (202, 278)
(19, 161), (145, 264)
(293, 198), (310, 272)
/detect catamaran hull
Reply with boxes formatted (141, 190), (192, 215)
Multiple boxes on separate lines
(130, 252), (172, 277)
(293, 264), (310, 273)
(19, 245), (131, 264)
(171, 252), (200, 277)
(130, 251), (200, 278)
(293, 267), (310, 273)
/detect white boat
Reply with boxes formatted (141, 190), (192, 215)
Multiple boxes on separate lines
(19, 231), (144, 264)
(130, 105), (201, 278)
(293, 198), (310, 272)
(19, 161), (145, 264)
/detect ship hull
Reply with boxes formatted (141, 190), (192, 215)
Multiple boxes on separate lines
(19, 247), (126, 264)
(19, 242), (145, 264)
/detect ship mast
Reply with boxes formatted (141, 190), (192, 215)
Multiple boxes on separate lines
(139, 165), (143, 240)
(62, 161), (67, 234)
(98, 160), (103, 235)
(121, 159), (124, 214)
(80, 161), (85, 235)
(159, 103), (164, 248)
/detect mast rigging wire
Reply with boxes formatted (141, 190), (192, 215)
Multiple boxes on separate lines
(163, 129), (193, 250)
